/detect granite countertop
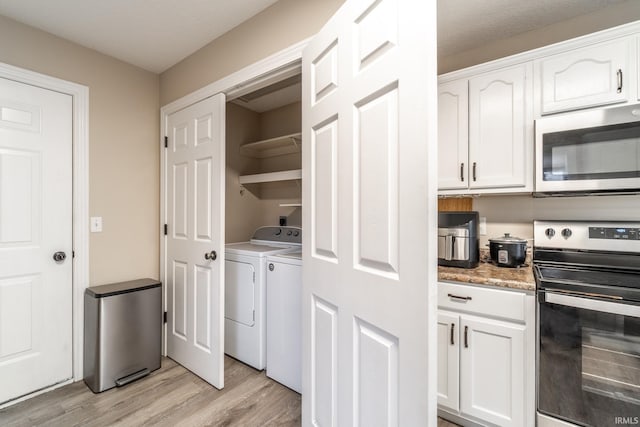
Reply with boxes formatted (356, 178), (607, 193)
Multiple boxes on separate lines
(438, 250), (536, 292)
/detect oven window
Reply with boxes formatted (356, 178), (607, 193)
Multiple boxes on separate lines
(542, 121), (640, 181)
(538, 298), (640, 426)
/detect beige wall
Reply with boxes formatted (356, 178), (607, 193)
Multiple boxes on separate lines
(473, 195), (640, 247)
(439, 0), (640, 74)
(0, 15), (160, 286)
(226, 101), (302, 243)
(160, 0), (344, 106)
(225, 103), (264, 243)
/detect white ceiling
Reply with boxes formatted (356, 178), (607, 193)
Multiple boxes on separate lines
(0, 0), (278, 73)
(0, 0), (630, 74)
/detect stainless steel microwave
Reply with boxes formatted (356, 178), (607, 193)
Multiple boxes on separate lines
(535, 104), (640, 194)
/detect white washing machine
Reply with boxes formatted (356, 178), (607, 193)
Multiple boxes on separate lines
(224, 226), (301, 370)
(266, 251), (302, 393)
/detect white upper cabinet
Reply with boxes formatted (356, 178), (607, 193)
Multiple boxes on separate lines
(539, 38), (632, 114)
(469, 63), (532, 190)
(438, 80), (469, 190)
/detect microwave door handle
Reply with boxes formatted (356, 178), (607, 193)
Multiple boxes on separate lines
(545, 291), (640, 318)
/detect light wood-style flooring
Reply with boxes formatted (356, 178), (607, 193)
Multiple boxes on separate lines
(1, 356), (459, 426)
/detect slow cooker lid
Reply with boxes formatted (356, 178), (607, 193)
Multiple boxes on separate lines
(489, 233), (527, 244)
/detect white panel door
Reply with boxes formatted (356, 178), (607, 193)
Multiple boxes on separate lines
(0, 77), (72, 404)
(302, 0), (438, 425)
(460, 315), (525, 427)
(437, 311), (459, 412)
(469, 64), (529, 189)
(166, 94), (225, 389)
(438, 79), (469, 190)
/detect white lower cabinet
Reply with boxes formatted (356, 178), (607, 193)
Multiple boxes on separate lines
(438, 282), (535, 427)
(437, 311), (460, 411)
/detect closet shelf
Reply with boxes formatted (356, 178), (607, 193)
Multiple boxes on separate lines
(239, 132), (301, 158)
(238, 169), (302, 185)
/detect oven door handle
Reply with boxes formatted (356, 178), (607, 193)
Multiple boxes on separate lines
(545, 291), (640, 318)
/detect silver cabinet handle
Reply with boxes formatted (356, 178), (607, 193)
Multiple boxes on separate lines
(204, 250), (217, 261)
(617, 69), (623, 93)
(448, 293), (472, 301)
(460, 163), (465, 182)
(464, 326), (469, 348)
(472, 162), (477, 181)
(450, 323), (455, 345)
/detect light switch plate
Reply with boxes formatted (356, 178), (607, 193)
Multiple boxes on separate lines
(479, 217), (487, 235)
(90, 216), (103, 233)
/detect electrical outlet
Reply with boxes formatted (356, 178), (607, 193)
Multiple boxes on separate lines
(90, 216), (103, 233)
(479, 217), (487, 235)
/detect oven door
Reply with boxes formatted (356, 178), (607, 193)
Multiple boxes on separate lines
(538, 289), (640, 426)
(535, 105), (640, 193)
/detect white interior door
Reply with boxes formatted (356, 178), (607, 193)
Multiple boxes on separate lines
(301, 0), (438, 425)
(166, 94), (225, 388)
(0, 77), (72, 404)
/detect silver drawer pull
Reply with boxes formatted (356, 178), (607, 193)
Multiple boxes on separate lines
(617, 69), (623, 93)
(448, 293), (472, 301)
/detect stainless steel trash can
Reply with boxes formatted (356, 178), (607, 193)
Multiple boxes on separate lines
(83, 278), (162, 393)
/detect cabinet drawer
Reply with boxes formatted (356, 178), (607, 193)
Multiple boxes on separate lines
(438, 282), (526, 322)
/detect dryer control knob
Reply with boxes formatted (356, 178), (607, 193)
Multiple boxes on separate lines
(545, 228), (555, 238)
(287, 230), (293, 236)
(562, 228), (572, 239)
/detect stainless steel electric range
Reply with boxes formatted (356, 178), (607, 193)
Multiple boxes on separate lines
(533, 221), (640, 427)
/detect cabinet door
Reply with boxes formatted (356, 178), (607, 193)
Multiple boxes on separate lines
(437, 311), (459, 411)
(460, 315), (525, 427)
(540, 38), (630, 114)
(438, 80), (468, 190)
(469, 64), (529, 189)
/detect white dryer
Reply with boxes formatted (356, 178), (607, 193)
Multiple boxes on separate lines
(266, 251), (302, 393)
(224, 226), (301, 370)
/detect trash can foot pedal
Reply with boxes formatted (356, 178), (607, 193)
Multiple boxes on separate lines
(115, 368), (150, 387)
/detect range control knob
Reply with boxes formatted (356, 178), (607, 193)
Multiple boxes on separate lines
(545, 228), (555, 238)
(561, 228), (572, 239)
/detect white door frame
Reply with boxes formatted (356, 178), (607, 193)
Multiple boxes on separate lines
(0, 62), (90, 395)
(160, 38), (309, 354)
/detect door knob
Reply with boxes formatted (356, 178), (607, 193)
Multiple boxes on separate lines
(53, 251), (66, 262)
(204, 250), (217, 261)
